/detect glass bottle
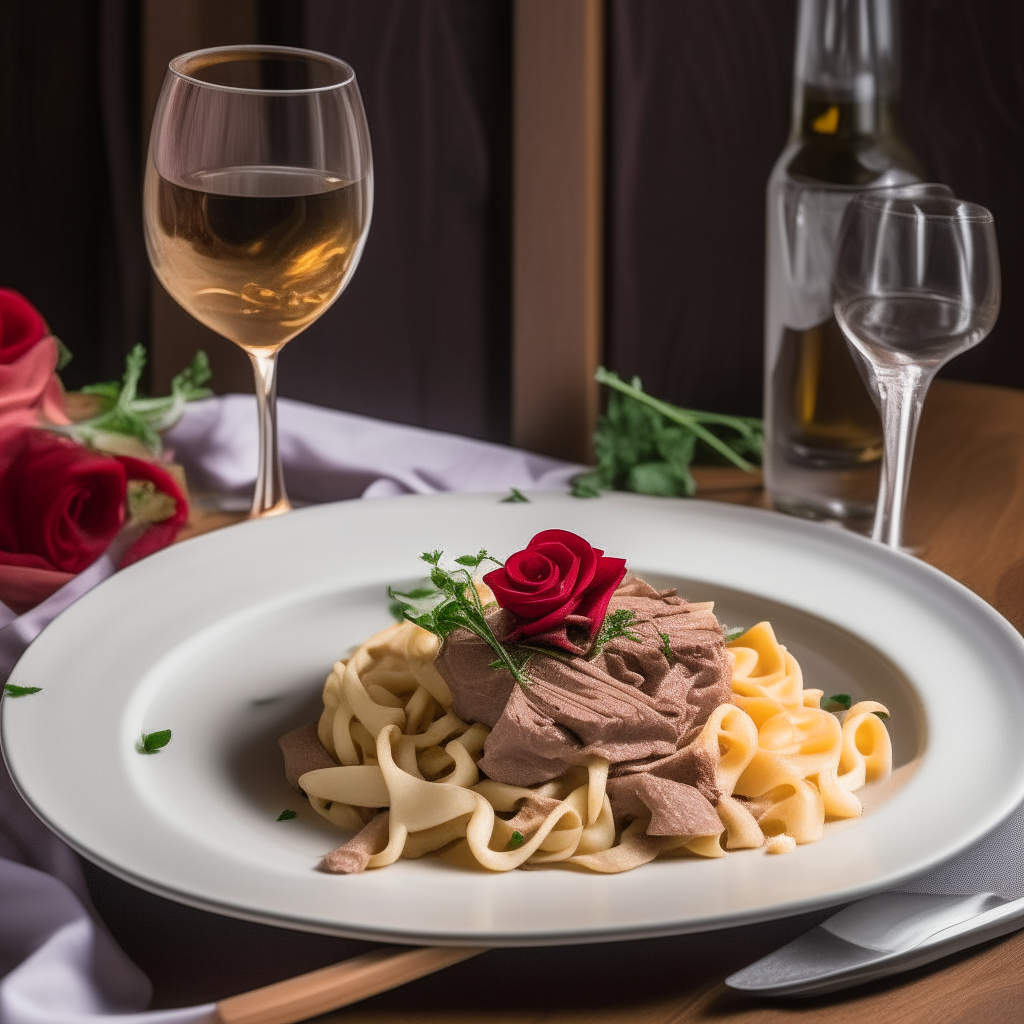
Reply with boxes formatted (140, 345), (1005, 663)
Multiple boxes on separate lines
(763, 0), (923, 526)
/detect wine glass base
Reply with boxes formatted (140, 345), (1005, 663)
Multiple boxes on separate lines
(251, 498), (293, 519)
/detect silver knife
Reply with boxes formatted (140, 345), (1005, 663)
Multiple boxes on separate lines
(726, 890), (1024, 997)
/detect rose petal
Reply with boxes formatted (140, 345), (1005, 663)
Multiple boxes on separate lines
(486, 530), (627, 651)
(0, 336), (71, 432)
(0, 289), (49, 365)
(485, 541), (580, 618)
(575, 555), (628, 632)
(504, 550), (558, 591)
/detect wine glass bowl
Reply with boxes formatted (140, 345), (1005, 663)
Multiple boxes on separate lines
(144, 45), (373, 516)
(833, 191), (1000, 548)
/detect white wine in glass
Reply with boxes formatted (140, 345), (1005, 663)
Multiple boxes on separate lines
(144, 46), (373, 516)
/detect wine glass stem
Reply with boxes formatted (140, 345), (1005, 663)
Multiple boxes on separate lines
(872, 364), (934, 549)
(247, 348), (291, 518)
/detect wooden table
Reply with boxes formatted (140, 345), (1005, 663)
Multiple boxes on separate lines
(84, 378), (1024, 1024)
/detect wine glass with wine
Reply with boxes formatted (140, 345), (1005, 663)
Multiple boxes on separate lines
(833, 191), (1000, 549)
(144, 46), (373, 517)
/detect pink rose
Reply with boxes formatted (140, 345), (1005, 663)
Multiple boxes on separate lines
(483, 530), (627, 654)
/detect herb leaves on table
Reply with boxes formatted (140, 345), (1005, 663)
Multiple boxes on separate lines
(4, 684), (42, 697)
(571, 367), (763, 498)
(136, 729), (172, 754)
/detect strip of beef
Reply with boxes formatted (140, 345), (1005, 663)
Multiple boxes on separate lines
(434, 577), (732, 839)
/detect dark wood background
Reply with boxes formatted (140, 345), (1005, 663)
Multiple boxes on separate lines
(1, 0), (1022, 436)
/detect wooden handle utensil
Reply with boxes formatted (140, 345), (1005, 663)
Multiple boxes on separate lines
(215, 946), (483, 1024)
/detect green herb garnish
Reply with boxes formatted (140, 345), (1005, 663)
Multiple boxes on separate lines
(571, 367), (762, 498)
(388, 585), (437, 622)
(389, 551), (647, 685)
(821, 694), (852, 713)
(389, 550), (536, 686)
(658, 632), (675, 663)
(874, 710), (890, 721)
(500, 488), (530, 503)
(590, 609), (642, 658)
(4, 684), (42, 698)
(55, 345), (212, 457)
(276, 810), (297, 821)
(507, 830), (525, 850)
(136, 729), (172, 754)
(723, 626), (747, 643)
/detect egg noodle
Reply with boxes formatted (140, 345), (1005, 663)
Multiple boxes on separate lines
(295, 595), (892, 873)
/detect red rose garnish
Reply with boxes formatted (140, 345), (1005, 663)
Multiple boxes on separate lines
(483, 530), (627, 654)
(0, 429), (126, 575)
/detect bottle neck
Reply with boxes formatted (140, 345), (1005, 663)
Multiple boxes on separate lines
(791, 0), (900, 141)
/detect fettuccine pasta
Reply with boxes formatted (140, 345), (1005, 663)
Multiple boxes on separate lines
(280, 587), (892, 874)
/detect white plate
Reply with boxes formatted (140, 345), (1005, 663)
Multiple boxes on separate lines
(5, 492), (1024, 947)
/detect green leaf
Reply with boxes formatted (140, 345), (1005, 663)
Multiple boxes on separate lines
(507, 830), (525, 850)
(53, 335), (74, 372)
(591, 609), (642, 658)
(658, 632), (675, 664)
(723, 626), (747, 643)
(126, 479), (178, 524)
(4, 684), (42, 697)
(56, 346), (213, 456)
(171, 349), (212, 395)
(821, 694), (853, 713)
(78, 382), (120, 410)
(500, 487), (530, 503)
(627, 462), (692, 497)
(394, 549), (533, 687)
(276, 809), (298, 821)
(576, 368), (763, 501)
(136, 729), (172, 754)
(570, 473), (603, 498)
(873, 710), (890, 721)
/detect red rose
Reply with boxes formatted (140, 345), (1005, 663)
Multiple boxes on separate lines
(0, 429), (188, 613)
(483, 530), (627, 654)
(0, 429), (127, 574)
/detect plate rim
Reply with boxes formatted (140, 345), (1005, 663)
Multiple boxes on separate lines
(5, 491), (1024, 947)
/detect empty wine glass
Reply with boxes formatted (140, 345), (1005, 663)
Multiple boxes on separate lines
(144, 46), (373, 517)
(833, 192), (1000, 548)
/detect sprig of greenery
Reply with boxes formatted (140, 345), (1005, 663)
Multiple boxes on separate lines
(136, 729), (172, 754)
(4, 684), (42, 697)
(658, 632), (675, 663)
(390, 551), (660, 683)
(389, 550), (538, 686)
(723, 626), (747, 643)
(820, 693), (852, 713)
(55, 345), (212, 456)
(507, 830), (525, 850)
(500, 488), (530, 503)
(590, 609), (641, 658)
(276, 810), (297, 821)
(571, 368), (762, 498)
